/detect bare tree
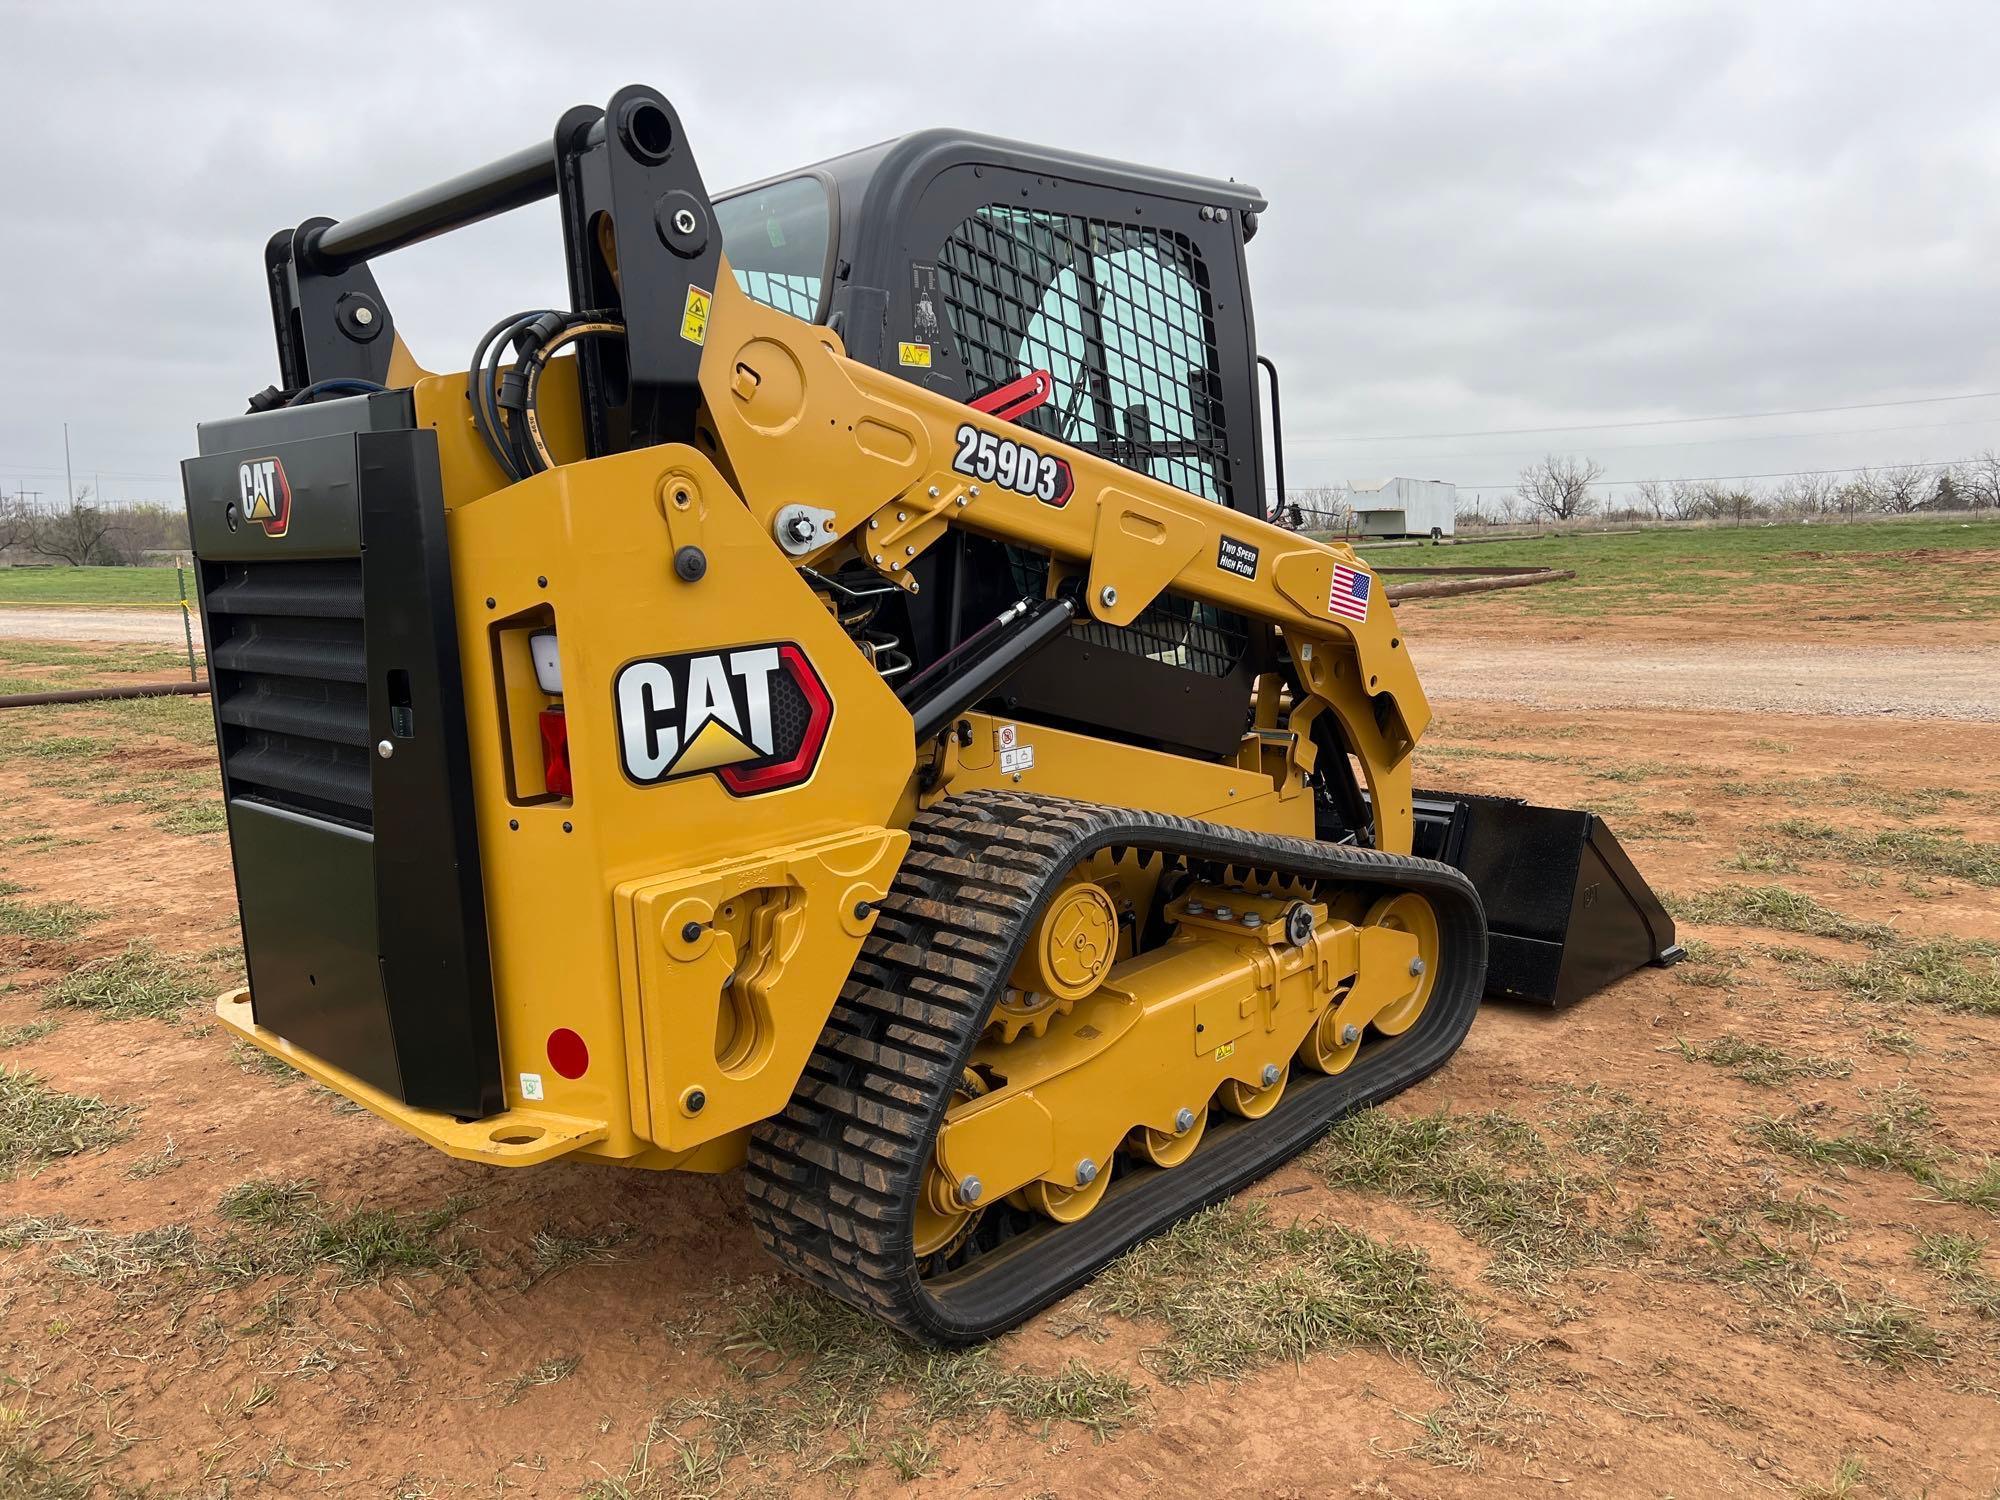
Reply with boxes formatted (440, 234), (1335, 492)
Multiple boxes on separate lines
(1773, 472), (1837, 518)
(0, 496), (33, 554)
(1873, 464), (1932, 515)
(1515, 453), (1604, 522)
(25, 485), (128, 566)
(1662, 480), (1709, 522)
(1633, 480), (1669, 523)
(1967, 450), (2000, 510)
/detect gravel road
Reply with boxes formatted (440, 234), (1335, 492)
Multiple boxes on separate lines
(0, 607), (205, 647)
(5, 607), (1995, 721)
(1410, 639), (2000, 721)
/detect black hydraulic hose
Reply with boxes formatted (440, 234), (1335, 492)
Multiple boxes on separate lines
(467, 310), (551, 481)
(903, 596), (1076, 743)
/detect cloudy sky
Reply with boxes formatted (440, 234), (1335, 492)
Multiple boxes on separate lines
(3, 1), (1996, 508)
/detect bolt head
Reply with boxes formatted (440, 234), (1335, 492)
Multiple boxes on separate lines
(375, 739), (394, 759)
(897, 510), (909, 521)
(1260, 1063), (1281, 1088)
(1098, 585), (1118, 608)
(1174, 1107), (1196, 1134)
(1240, 911), (1261, 927)
(1186, 898), (1205, 915)
(1409, 956), (1427, 977)
(1341, 1023), (1360, 1044)
(1075, 1158), (1098, 1187)
(672, 207), (697, 234)
(784, 514), (816, 543)
(681, 921), (704, 942)
(1214, 905), (1234, 922)
(354, 305), (375, 325)
(957, 1176), (983, 1205)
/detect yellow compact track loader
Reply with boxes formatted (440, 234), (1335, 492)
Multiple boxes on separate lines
(185, 86), (1679, 1342)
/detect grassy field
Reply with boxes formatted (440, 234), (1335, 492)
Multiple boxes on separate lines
(1361, 515), (2000, 624)
(0, 565), (183, 606)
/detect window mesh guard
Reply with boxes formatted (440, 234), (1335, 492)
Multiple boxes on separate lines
(942, 205), (1249, 679)
(938, 208), (1232, 505)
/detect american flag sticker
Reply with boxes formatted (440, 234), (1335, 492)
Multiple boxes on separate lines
(1329, 562), (1372, 622)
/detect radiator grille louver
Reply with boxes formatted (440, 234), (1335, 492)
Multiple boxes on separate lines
(203, 558), (372, 829)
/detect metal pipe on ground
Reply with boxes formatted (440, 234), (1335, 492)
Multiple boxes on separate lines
(1384, 568), (1574, 602)
(0, 680), (212, 709)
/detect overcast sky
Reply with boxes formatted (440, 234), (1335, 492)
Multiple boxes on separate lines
(3, 1), (1997, 508)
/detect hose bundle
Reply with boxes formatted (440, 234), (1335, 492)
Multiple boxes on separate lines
(466, 310), (626, 481)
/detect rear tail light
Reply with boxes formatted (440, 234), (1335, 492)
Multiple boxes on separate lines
(539, 707), (572, 796)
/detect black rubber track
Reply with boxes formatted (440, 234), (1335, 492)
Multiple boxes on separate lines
(744, 791), (1487, 1345)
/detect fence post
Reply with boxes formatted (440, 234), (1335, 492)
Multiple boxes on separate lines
(177, 555), (198, 682)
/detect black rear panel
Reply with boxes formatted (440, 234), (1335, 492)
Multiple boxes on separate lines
(184, 396), (503, 1117)
(208, 557), (372, 826)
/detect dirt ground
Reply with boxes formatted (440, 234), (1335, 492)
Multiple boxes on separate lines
(2, 573), (1997, 1497)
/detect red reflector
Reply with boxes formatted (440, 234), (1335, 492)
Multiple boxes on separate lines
(539, 706), (572, 796)
(547, 1027), (588, 1079)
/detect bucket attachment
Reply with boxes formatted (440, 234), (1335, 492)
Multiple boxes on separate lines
(1410, 792), (1683, 1008)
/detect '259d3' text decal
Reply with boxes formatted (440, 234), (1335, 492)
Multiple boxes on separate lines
(614, 643), (831, 796)
(951, 422), (1075, 507)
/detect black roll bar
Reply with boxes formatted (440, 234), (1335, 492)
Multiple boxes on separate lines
(304, 141), (565, 272)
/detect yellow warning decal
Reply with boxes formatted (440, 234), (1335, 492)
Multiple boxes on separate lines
(1213, 1041), (1236, 1062)
(680, 285), (712, 345)
(898, 341), (932, 368)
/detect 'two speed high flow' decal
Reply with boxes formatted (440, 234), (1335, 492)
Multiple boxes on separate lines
(614, 643), (831, 796)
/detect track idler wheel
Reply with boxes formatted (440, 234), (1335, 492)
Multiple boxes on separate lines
(1130, 1104), (1209, 1168)
(1015, 1161), (1113, 1223)
(1218, 1060), (1290, 1119)
(1363, 891), (1440, 1036)
(912, 1070), (988, 1258)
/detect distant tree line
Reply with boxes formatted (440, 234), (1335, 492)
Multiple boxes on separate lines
(1455, 449), (2000, 528)
(0, 494), (189, 565)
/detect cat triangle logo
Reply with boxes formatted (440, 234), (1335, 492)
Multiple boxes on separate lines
(614, 642), (834, 797)
(237, 457), (292, 538)
(673, 716), (760, 773)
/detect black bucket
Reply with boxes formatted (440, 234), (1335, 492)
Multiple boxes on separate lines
(1411, 792), (1683, 1008)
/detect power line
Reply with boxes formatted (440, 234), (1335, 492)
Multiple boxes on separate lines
(1295, 389), (2000, 446)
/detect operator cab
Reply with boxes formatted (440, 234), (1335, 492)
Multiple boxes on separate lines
(716, 133), (1274, 758)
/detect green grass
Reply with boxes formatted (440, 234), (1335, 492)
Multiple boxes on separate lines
(0, 565), (183, 606)
(1764, 819), (2000, 888)
(0, 1068), (134, 1176)
(1664, 884), (1893, 944)
(1308, 1103), (1656, 1293)
(0, 897), (101, 940)
(1696, 1213), (1947, 1370)
(0, 1020), (60, 1049)
(1674, 1033), (1852, 1087)
(1742, 1086), (2000, 1211)
(215, 1177), (478, 1281)
(589, 1275), (1142, 1492)
(1366, 515), (2000, 620)
(1776, 937), (2000, 1016)
(1090, 1200), (1484, 1383)
(6, 1181), (479, 1294)
(42, 944), (207, 1022)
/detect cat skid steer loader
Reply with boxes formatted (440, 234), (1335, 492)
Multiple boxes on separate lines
(184, 86), (1678, 1343)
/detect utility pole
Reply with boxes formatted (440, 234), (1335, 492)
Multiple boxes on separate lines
(63, 422), (75, 508)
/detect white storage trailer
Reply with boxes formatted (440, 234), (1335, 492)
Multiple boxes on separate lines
(1344, 477), (1457, 539)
